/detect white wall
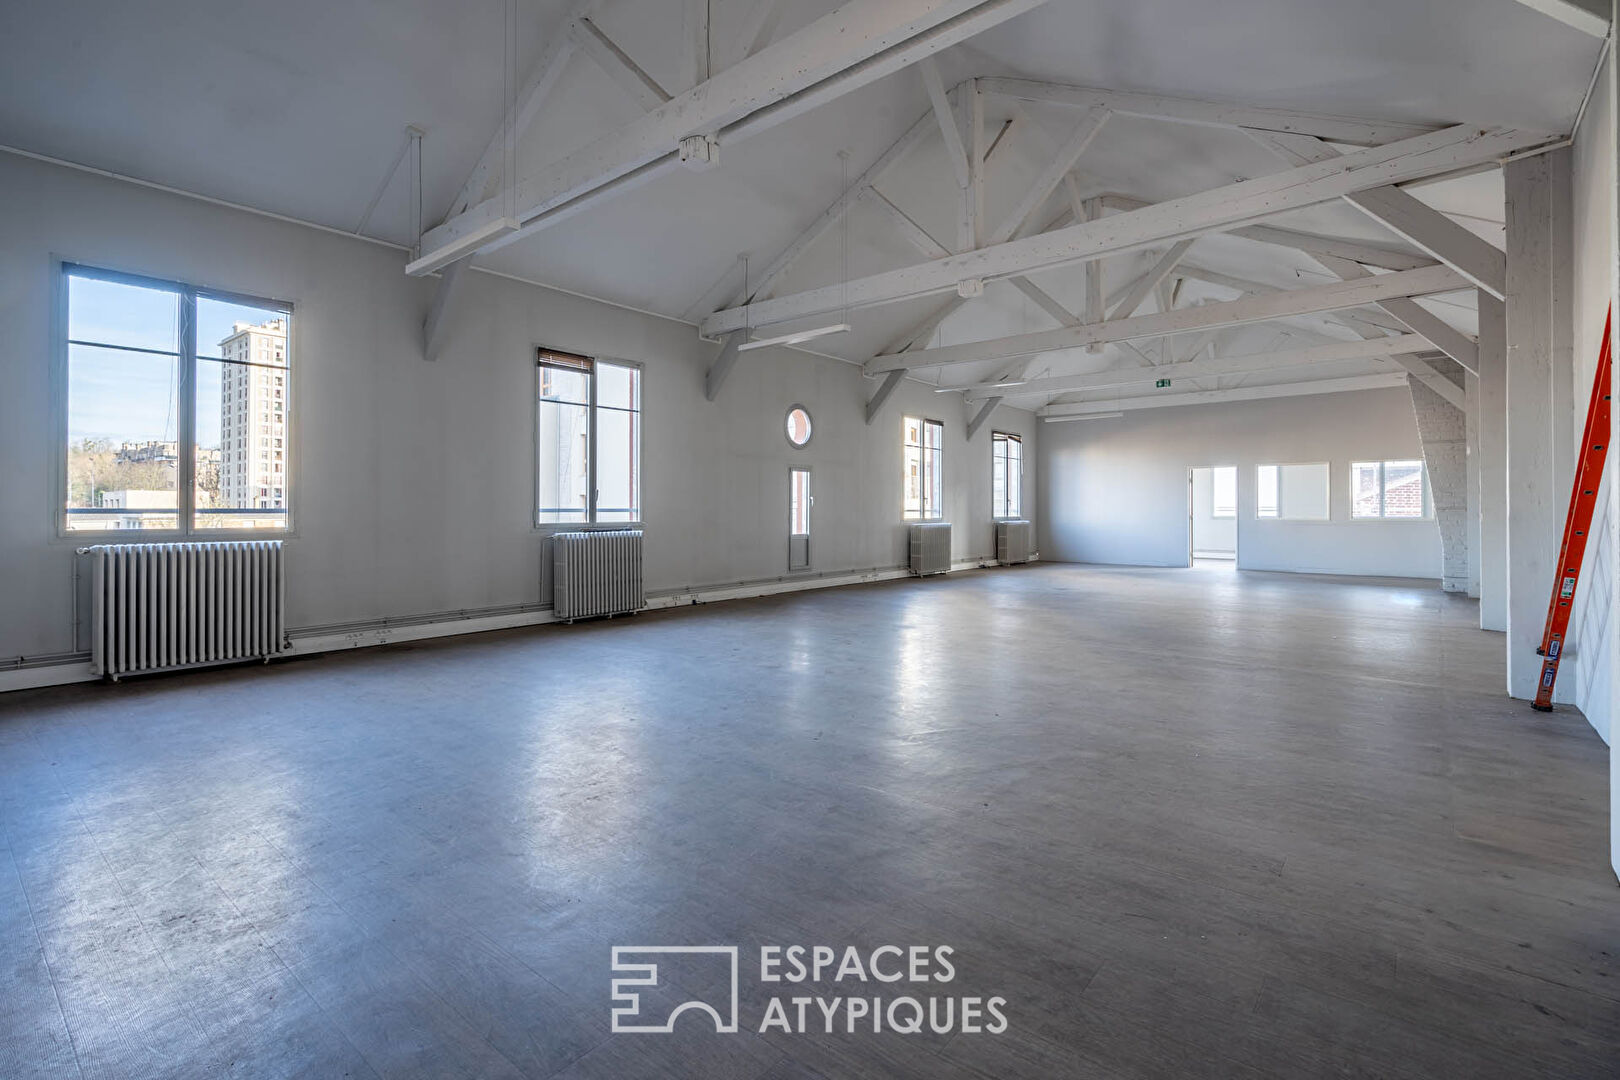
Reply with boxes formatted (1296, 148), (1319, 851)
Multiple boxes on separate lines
(1039, 387), (1441, 579)
(1566, 48), (1614, 745)
(0, 152), (1037, 666)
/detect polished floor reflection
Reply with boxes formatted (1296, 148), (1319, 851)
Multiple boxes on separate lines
(1, 564), (1616, 1078)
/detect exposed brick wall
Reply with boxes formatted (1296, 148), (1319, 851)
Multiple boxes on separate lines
(1408, 374), (1469, 592)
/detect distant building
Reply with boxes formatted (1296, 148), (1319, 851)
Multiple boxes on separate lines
(99, 488), (176, 530)
(218, 317), (288, 512)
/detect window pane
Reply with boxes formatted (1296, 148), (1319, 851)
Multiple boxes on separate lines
(194, 359), (290, 530)
(1382, 460), (1425, 518)
(537, 397), (590, 522)
(66, 343), (179, 531)
(903, 446), (922, 519)
(538, 365), (590, 406)
(67, 273), (180, 354)
(1351, 462), (1382, 518)
(596, 361), (638, 411)
(595, 405), (640, 522)
(926, 451), (943, 519)
(1280, 462), (1330, 521)
(1007, 438), (1022, 518)
(1210, 466), (1237, 518)
(195, 304), (291, 530)
(790, 470), (810, 534)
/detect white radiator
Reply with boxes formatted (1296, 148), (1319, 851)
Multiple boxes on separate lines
(553, 530), (644, 621)
(85, 541), (287, 678)
(909, 523), (952, 577)
(996, 520), (1033, 565)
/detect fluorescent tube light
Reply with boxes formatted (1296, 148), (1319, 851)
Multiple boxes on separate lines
(1043, 411), (1125, 422)
(736, 323), (851, 352)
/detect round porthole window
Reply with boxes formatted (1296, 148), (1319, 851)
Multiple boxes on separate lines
(786, 405), (813, 448)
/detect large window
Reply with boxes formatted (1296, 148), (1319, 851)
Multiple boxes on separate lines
(1256, 463), (1330, 520)
(992, 431), (1023, 519)
(63, 264), (291, 533)
(903, 416), (944, 520)
(1351, 460), (1430, 519)
(536, 349), (641, 524)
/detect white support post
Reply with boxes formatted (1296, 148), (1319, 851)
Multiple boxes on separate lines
(918, 59), (970, 189)
(699, 125), (1554, 335)
(866, 264), (1469, 373)
(572, 17), (672, 110)
(731, 0), (785, 63)
(415, 0), (1054, 274)
(1082, 196), (1103, 352)
(986, 107), (1110, 247)
(443, 1), (595, 221)
(1466, 367), (1482, 598)
(963, 335), (1430, 400)
(967, 79), (986, 251)
(863, 188), (951, 258)
(1478, 291), (1508, 631)
(866, 369), (908, 424)
(1107, 239), (1194, 320)
(1246, 129), (1508, 300)
(734, 109), (936, 308)
(980, 77), (1440, 146)
(705, 329), (747, 401)
(685, 0), (710, 88)
(1505, 0), (1609, 37)
(1504, 149), (1573, 698)
(965, 397), (1001, 439)
(423, 258), (472, 362)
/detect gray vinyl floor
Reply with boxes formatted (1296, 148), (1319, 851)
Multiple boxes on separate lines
(2, 563), (1616, 1079)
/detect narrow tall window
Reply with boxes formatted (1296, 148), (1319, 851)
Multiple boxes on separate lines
(1211, 466), (1237, 518)
(903, 416), (945, 520)
(992, 431), (1023, 518)
(63, 264), (291, 533)
(536, 349), (641, 524)
(1351, 460), (1430, 519)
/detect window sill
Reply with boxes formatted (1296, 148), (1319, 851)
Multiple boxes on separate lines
(533, 521), (645, 533)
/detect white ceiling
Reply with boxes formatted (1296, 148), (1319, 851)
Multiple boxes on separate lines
(0, 0), (1602, 408)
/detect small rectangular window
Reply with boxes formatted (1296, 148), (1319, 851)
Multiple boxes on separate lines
(1256, 463), (1329, 520)
(1351, 459), (1430, 519)
(1211, 466), (1237, 518)
(903, 416), (945, 520)
(991, 432), (1023, 519)
(536, 349), (641, 525)
(64, 264), (291, 533)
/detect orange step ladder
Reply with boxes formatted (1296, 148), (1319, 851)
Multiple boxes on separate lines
(1533, 307), (1612, 711)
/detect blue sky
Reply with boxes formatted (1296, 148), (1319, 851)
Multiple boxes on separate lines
(68, 274), (285, 450)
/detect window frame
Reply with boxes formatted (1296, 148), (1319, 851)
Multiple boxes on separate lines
(54, 260), (295, 540)
(902, 415), (946, 522)
(1349, 459), (1433, 521)
(785, 404), (813, 449)
(1254, 461), (1332, 522)
(532, 347), (643, 530)
(991, 430), (1024, 520)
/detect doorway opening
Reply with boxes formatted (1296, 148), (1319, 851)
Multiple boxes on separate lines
(1189, 466), (1237, 566)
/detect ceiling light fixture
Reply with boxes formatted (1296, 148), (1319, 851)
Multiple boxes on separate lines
(1044, 411), (1125, 422)
(737, 324), (852, 352)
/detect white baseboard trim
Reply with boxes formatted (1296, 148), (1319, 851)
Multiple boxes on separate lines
(0, 661), (98, 693)
(3, 559), (1017, 693)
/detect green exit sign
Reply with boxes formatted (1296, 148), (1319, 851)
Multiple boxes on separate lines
(1155, 378), (1171, 389)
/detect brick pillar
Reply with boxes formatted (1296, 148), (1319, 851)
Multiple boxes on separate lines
(1409, 372), (1469, 592)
